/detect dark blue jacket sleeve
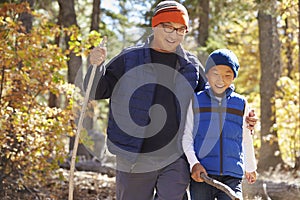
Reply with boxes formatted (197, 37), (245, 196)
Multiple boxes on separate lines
(193, 57), (207, 92)
(195, 67), (207, 92)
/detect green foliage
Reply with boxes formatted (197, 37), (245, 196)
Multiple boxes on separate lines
(276, 74), (300, 166)
(275, 0), (299, 167)
(68, 28), (104, 57)
(66, 25), (110, 137)
(0, 3), (75, 190)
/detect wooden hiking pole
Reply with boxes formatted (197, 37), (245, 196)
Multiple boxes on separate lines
(200, 173), (240, 200)
(68, 36), (107, 200)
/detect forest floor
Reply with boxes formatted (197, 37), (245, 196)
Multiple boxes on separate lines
(2, 168), (116, 200)
(2, 164), (300, 200)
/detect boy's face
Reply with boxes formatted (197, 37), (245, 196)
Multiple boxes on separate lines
(206, 65), (235, 96)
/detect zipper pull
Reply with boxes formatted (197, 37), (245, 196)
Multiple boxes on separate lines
(130, 163), (137, 172)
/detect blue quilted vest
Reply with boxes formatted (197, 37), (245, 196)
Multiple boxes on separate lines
(107, 36), (201, 162)
(193, 85), (245, 178)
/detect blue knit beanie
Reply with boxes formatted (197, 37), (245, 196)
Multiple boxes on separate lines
(205, 49), (240, 78)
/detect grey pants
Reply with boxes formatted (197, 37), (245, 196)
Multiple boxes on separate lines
(116, 157), (190, 200)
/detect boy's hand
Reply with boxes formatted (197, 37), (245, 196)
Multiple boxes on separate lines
(90, 46), (107, 66)
(246, 109), (258, 134)
(245, 171), (257, 184)
(191, 163), (207, 182)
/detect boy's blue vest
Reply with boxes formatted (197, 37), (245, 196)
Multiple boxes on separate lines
(107, 36), (202, 162)
(193, 86), (245, 178)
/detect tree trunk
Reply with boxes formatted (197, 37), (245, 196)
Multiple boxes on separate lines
(257, 0), (283, 172)
(48, 33), (60, 108)
(59, 160), (115, 177)
(57, 0), (84, 153)
(91, 0), (101, 31)
(197, 0), (209, 64)
(283, 18), (294, 78)
(57, 0), (82, 85)
(243, 179), (300, 200)
(198, 0), (209, 47)
(19, 0), (34, 33)
(85, 0), (102, 131)
(295, 0), (300, 171)
(298, 0), (300, 75)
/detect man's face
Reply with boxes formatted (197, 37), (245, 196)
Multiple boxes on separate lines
(206, 65), (235, 96)
(151, 22), (186, 52)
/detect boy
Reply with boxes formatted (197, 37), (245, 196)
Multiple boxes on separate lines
(182, 49), (257, 200)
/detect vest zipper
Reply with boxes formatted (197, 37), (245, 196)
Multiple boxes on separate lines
(218, 101), (223, 175)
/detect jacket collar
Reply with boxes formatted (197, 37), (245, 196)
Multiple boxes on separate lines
(205, 83), (235, 100)
(143, 35), (190, 67)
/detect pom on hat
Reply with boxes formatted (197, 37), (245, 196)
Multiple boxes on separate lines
(152, 1), (189, 29)
(205, 49), (240, 78)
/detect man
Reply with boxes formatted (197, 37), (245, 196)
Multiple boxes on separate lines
(84, 1), (256, 199)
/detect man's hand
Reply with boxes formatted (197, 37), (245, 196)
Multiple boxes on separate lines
(246, 109), (258, 134)
(245, 171), (257, 184)
(191, 163), (207, 182)
(90, 46), (107, 66)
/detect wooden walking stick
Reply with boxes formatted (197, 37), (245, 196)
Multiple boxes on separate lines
(68, 36), (107, 200)
(200, 173), (240, 200)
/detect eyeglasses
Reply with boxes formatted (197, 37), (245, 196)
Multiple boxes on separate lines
(161, 23), (187, 36)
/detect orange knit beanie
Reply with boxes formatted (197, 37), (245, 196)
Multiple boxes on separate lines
(152, 1), (189, 29)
